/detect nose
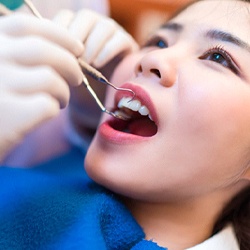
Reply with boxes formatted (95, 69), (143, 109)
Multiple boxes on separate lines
(135, 49), (177, 87)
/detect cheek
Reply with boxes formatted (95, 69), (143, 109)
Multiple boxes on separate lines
(176, 69), (243, 136)
(110, 53), (143, 86)
(177, 74), (250, 171)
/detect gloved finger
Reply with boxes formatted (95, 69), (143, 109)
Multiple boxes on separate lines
(82, 17), (117, 64)
(52, 9), (75, 29)
(0, 91), (60, 135)
(90, 29), (139, 68)
(66, 9), (101, 42)
(0, 90), (60, 160)
(0, 13), (84, 57)
(0, 62), (70, 108)
(0, 34), (83, 87)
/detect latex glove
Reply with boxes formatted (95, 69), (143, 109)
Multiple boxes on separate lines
(52, 9), (139, 143)
(53, 9), (139, 68)
(0, 13), (84, 161)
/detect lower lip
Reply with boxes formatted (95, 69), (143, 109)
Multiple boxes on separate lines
(97, 120), (149, 144)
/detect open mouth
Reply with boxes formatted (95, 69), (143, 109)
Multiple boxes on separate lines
(110, 97), (158, 137)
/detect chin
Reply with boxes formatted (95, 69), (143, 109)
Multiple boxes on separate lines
(84, 139), (120, 189)
(84, 144), (162, 202)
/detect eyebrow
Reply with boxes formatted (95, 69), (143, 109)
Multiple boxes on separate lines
(160, 22), (183, 32)
(206, 29), (250, 53)
(160, 22), (250, 53)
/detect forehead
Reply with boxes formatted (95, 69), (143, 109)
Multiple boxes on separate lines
(171, 0), (250, 40)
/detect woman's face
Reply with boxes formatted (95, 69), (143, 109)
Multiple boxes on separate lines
(85, 0), (250, 202)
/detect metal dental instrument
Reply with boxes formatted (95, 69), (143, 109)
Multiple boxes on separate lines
(77, 59), (134, 120)
(23, 0), (42, 19)
(81, 74), (130, 120)
(0, 1), (134, 120)
(78, 58), (135, 98)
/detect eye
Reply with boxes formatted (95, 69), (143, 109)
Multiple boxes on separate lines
(199, 46), (239, 75)
(143, 36), (168, 49)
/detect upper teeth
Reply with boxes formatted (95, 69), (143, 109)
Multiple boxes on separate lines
(117, 97), (152, 120)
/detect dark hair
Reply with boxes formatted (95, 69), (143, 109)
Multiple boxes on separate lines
(171, 1), (250, 249)
(213, 186), (250, 250)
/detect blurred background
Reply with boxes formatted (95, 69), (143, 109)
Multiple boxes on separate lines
(109, 0), (193, 44)
(23, 0), (193, 45)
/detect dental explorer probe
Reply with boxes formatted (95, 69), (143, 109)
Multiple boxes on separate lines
(23, 0), (42, 19)
(78, 58), (135, 98)
(0, 1), (134, 120)
(81, 74), (131, 120)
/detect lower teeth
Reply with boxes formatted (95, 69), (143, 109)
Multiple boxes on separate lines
(114, 110), (131, 120)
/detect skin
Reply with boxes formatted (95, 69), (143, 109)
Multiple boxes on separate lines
(85, 1), (250, 249)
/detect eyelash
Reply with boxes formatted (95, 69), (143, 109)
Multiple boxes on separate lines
(144, 36), (168, 48)
(199, 45), (240, 75)
(144, 37), (240, 75)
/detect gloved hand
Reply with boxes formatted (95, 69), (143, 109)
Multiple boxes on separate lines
(0, 13), (84, 161)
(53, 9), (138, 68)
(52, 9), (139, 144)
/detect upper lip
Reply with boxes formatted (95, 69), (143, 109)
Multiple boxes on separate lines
(114, 83), (159, 125)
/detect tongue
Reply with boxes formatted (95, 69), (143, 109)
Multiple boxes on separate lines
(128, 117), (157, 137)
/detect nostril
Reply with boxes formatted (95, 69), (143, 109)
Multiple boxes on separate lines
(150, 69), (161, 78)
(138, 65), (143, 72)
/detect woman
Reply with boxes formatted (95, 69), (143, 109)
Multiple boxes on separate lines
(84, 0), (250, 248)
(0, 0), (249, 249)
